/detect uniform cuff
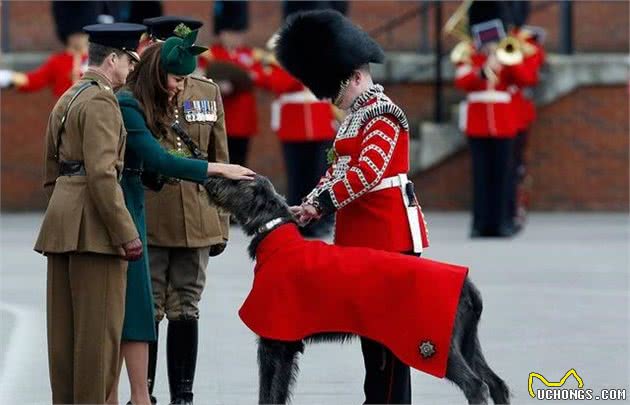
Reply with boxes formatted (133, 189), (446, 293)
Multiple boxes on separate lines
(315, 191), (336, 216)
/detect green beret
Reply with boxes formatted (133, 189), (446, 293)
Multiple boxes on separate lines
(160, 27), (207, 75)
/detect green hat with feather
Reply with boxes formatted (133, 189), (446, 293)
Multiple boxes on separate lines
(160, 24), (207, 75)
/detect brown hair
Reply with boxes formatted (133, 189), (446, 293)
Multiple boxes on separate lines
(124, 43), (172, 138)
(88, 43), (124, 67)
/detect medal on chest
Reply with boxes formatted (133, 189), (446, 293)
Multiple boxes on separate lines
(183, 99), (217, 123)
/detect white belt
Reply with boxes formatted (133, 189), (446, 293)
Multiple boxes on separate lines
(467, 90), (511, 103)
(369, 174), (407, 193)
(369, 174), (423, 253)
(277, 89), (319, 104)
(271, 90), (320, 131)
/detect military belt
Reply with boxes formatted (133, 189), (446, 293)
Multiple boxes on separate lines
(59, 160), (123, 182)
(59, 160), (86, 176)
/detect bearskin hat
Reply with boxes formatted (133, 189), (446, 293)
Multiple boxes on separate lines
(282, 1), (349, 20)
(509, 1), (530, 28)
(275, 10), (384, 100)
(468, 1), (513, 29)
(213, 1), (249, 35)
(52, 1), (99, 44)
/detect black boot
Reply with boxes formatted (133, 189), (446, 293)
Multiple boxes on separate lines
(167, 319), (198, 405)
(148, 321), (159, 404)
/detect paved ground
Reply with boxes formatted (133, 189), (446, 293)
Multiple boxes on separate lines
(1, 212), (628, 404)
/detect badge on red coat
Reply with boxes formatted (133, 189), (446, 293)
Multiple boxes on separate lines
(419, 340), (436, 359)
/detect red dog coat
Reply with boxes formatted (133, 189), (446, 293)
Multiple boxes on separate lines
(239, 224), (468, 378)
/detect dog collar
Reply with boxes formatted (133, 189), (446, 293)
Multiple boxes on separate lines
(256, 217), (286, 235)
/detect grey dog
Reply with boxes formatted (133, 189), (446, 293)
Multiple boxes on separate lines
(204, 175), (510, 404)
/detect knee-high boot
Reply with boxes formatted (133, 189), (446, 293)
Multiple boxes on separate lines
(167, 319), (198, 405)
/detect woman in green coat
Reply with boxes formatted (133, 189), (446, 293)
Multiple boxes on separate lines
(109, 31), (255, 405)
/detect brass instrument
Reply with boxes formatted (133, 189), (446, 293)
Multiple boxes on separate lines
(443, 0), (473, 42)
(443, 0), (474, 64)
(495, 35), (524, 66)
(444, 0), (535, 82)
(450, 40), (473, 64)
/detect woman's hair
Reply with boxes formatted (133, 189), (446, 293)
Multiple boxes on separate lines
(125, 42), (172, 138)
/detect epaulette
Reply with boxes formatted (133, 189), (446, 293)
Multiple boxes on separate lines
(92, 80), (113, 93)
(361, 97), (409, 131)
(189, 75), (215, 84)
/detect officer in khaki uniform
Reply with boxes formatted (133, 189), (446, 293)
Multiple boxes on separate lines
(140, 17), (229, 404)
(33, 23), (146, 404)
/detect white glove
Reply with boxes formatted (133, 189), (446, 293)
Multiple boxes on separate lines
(0, 69), (14, 88)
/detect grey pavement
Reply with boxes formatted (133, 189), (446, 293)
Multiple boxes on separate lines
(1, 212), (628, 404)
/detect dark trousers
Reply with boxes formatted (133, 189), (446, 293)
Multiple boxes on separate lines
(468, 137), (516, 235)
(360, 251), (418, 404)
(227, 137), (251, 166)
(282, 140), (334, 233)
(508, 130), (528, 219)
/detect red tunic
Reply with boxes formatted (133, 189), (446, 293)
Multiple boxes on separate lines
(454, 50), (536, 138)
(305, 85), (429, 252)
(261, 64), (336, 142)
(509, 30), (545, 131)
(239, 224), (468, 378)
(19, 51), (87, 98)
(201, 44), (264, 138)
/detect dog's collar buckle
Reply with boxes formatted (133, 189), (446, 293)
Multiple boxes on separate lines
(257, 218), (285, 235)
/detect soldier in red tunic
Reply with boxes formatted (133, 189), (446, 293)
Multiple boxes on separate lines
(0, 2), (100, 98)
(453, 1), (538, 237)
(198, 0), (264, 166)
(276, 9), (429, 403)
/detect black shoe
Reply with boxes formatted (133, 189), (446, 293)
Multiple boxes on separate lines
(126, 397), (157, 405)
(167, 319), (198, 405)
(497, 224), (517, 237)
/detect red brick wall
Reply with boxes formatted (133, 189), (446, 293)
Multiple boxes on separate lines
(2, 84), (628, 211)
(5, 1), (629, 53)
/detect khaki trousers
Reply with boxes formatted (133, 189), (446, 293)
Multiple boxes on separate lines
(46, 253), (126, 404)
(149, 246), (210, 321)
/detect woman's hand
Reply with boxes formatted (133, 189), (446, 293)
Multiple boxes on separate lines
(208, 163), (256, 180)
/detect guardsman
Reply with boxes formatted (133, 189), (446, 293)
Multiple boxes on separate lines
(453, 1), (536, 237)
(200, 0), (264, 166)
(277, 10), (430, 403)
(141, 16), (230, 405)
(33, 23), (145, 404)
(0, 2), (99, 97)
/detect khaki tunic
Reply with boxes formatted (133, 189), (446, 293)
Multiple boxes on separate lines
(34, 70), (138, 256)
(145, 76), (229, 248)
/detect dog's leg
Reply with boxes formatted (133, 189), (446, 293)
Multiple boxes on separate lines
(258, 338), (278, 404)
(458, 280), (511, 404)
(258, 338), (303, 404)
(466, 335), (510, 404)
(446, 347), (490, 405)
(269, 340), (303, 404)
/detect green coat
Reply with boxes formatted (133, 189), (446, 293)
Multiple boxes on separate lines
(117, 90), (208, 341)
